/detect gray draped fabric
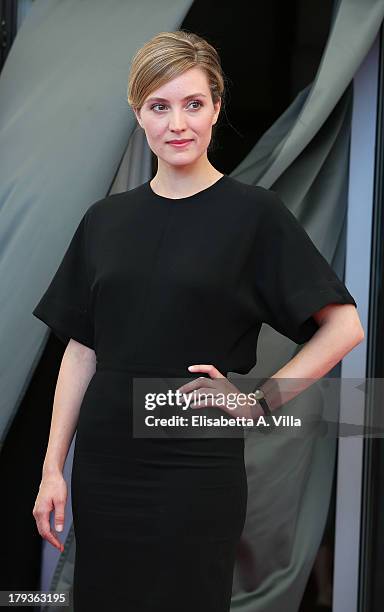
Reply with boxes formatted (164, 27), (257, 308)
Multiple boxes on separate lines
(228, 1), (384, 610)
(1, 0), (382, 610)
(0, 0), (194, 602)
(0, 0), (194, 447)
(230, 85), (353, 611)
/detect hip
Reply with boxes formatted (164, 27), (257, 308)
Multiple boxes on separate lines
(76, 368), (246, 483)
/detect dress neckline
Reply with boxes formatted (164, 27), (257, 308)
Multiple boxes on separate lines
(146, 174), (227, 202)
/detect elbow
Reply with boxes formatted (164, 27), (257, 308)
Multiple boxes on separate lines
(315, 305), (365, 349)
(350, 309), (365, 346)
(344, 319), (365, 349)
(337, 304), (365, 347)
(67, 338), (96, 364)
(353, 325), (365, 345)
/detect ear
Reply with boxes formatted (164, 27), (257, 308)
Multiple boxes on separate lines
(212, 97), (221, 126)
(133, 107), (143, 128)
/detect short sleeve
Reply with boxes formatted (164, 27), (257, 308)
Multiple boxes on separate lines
(32, 210), (94, 349)
(253, 189), (357, 344)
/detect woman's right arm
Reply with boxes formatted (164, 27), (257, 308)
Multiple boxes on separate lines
(32, 339), (96, 552)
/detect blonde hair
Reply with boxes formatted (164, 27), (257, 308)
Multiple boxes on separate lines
(127, 30), (227, 150)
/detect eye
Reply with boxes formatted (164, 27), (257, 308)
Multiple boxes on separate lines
(188, 100), (203, 109)
(150, 100), (203, 112)
(150, 103), (167, 112)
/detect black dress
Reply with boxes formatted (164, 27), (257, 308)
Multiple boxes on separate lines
(32, 174), (356, 611)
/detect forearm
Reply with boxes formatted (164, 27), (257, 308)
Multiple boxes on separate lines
(259, 316), (364, 413)
(42, 339), (96, 477)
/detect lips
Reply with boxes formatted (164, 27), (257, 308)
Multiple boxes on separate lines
(167, 139), (193, 144)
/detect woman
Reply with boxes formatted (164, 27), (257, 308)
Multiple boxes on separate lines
(32, 30), (364, 611)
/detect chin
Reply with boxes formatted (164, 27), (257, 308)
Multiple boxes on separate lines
(159, 152), (197, 165)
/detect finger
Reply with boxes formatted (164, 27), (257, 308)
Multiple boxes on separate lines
(51, 528), (65, 553)
(184, 387), (217, 400)
(49, 528), (64, 552)
(188, 364), (225, 379)
(190, 399), (214, 409)
(54, 500), (65, 533)
(37, 514), (63, 551)
(177, 376), (215, 395)
(187, 389), (217, 408)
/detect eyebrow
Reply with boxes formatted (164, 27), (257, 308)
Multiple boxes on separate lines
(145, 93), (207, 104)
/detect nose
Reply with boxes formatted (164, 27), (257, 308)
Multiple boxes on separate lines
(168, 109), (187, 132)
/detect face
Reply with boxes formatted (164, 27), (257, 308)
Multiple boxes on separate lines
(134, 66), (221, 167)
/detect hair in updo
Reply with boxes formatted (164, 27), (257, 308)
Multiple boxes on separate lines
(127, 30), (226, 152)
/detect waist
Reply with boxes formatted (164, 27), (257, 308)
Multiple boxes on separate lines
(96, 359), (229, 377)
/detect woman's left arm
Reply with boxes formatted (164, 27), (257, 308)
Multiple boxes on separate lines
(259, 303), (364, 412)
(179, 304), (364, 418)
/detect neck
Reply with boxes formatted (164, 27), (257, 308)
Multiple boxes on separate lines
(150, 160), (223, 199)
